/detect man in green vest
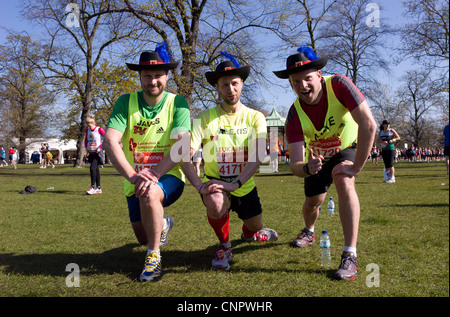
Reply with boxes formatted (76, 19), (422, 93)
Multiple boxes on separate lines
(104, 45), (191, 282)
(274, 46), (377, 280)
(181, 52), (278, 271)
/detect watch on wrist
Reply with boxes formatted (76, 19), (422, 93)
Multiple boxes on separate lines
(303, 163), (311, 176)
(233, 178), (242, 188)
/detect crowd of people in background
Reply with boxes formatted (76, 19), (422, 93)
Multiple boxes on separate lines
(370, 146), (447, 163)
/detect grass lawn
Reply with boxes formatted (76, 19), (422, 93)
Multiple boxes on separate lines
(0, 160), (448, 299)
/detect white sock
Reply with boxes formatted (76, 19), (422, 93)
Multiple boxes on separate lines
(147, 249), (160, 256)
(305, 226), (314, 233)
(344, 246), (357, 257)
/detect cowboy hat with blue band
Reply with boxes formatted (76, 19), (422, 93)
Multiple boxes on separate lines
(273, 46), (329, 79)
(126, 41), (179, 71)
(205, 51), (251, 86)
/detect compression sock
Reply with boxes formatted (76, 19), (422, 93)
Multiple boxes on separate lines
(208, 211), (230, 244)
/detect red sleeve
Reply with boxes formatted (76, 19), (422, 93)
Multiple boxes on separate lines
(331, 75), (365, 112)
(285, 104), (304, 144)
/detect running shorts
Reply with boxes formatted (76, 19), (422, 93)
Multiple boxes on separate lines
(381, 149), (395, 168)
(126, 174), (184, 223)
(201, 185), (263, 221)
(304, 146), (357, 197)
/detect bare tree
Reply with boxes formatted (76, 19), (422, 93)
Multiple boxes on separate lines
(400, 0), (449, 74)
(0, 33), (57, 163)
(121, 0), (277, 112)
(22, 0), (141, 167)
(397, 70), (445, 147)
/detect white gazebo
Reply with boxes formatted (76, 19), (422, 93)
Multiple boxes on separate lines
(265, 108), (286, 150)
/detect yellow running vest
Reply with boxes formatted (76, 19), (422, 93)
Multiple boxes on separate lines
(200, 106), (263, 197)
(294, 76), (358, 162)
(122, 92), (185, 197)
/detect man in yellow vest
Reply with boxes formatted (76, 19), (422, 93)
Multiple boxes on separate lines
(182, 52), (278, 271)
(274, 46), (377, 280)
(104, 45), (191, 282)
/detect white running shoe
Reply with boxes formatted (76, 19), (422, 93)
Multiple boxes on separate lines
(86, 187), (96, 195)
(241, 228), (279, 242)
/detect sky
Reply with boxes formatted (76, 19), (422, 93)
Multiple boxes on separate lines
(0, 0), (415, 117)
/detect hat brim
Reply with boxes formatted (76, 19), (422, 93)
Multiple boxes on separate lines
(205, 66), (251, 86)
(126, 62), (179, 71)
(273, 57), (328, 79)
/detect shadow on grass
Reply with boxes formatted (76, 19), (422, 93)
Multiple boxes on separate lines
(0, 240), (292, 282)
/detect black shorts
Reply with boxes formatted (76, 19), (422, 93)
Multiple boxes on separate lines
(304, 146), (357, 197)
(381, 149), (395, 168)
(444, 146), (450, 157)
(201, 186), (263, 221)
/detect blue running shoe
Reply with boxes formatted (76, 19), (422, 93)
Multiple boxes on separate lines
(139, 251), (162, 282)
(160, 216), (174, 247)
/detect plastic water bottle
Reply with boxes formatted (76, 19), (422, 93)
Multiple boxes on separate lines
(320, 231), (331, 267)
(327, 197), (335, 215)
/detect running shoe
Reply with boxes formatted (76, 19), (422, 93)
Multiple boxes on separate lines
(333, 251), (358, 281)
(291, 228), (315, 247)
(241, 228), (279, 242)
(212, 244), (233, 271)
(160, 216), (174, 247)
(386, 176), (396, 183)
(95, 187), (102, 194)
(86, 186), (96, 195)
(139, 251), (162, 282)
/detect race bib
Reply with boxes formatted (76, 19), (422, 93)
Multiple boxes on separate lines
(87, 142), (97, 152)
(133, 152), (164, 172)
(309, 136), (342, 160)
(217, 151), (247, 178)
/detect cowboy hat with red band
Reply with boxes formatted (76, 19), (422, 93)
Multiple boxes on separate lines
(126, 51), (179, 71)
(273, 46), (328, 79)
(205, 51), (250, 86)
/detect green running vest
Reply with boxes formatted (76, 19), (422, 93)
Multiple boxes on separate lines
(122, 92), (185, 197)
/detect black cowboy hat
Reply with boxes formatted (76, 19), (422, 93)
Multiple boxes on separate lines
(205, 52), (251, 86)
(273, 46), (328, 79)
(126, 51), (179, 72)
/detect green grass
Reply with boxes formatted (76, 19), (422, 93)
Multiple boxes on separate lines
(0, 160), (448, 297)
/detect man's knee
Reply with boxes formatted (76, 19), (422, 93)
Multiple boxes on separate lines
(204, 192), (229, 218)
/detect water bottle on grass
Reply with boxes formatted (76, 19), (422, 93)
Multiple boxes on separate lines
(320, 231), (331, 267)
(327, 197), (335, 215)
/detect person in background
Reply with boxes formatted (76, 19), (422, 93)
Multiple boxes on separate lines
(371, 145), (379, 165)
(9, 146), (17, 169)
(377, 120), (400, 183)
(0, 146), (7, 167)
(44, 143), (55, 169)
(85, 115), (105, 194)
